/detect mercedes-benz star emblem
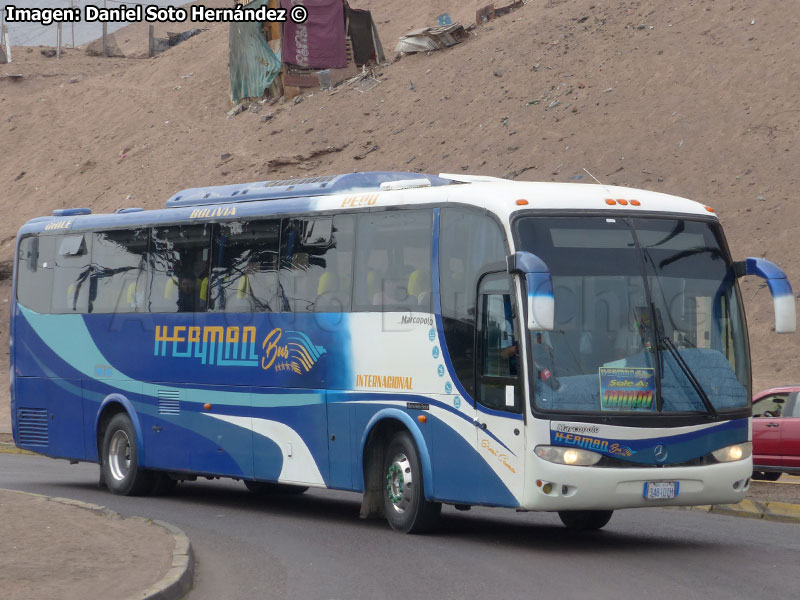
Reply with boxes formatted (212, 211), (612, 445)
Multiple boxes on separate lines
(653, 444), (668, 462)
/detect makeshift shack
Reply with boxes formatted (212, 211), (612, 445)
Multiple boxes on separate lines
(229, 0), (385, 103)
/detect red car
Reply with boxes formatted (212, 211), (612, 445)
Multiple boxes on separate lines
(752, 386), (800, 480)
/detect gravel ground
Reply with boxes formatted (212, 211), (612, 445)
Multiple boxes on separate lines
(747, 475), (800, 504)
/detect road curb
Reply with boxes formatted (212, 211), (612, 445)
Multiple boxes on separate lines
(0, 489), (194, 600)
(676, 499), (800, 524)
(0, 443), (34, 455)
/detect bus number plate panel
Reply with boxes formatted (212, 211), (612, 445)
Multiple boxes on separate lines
(643, 481), (678, 500)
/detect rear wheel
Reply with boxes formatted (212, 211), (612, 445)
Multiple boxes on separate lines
(558, 510), (614, 531)
(101, 413), (154, 496)
(752, 471), (782, 482)
(382, 431), (441, 533)
(244, 480), (309, 495)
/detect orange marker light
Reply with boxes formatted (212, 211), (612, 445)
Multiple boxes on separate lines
(516, 199), (529, 206)
(536, 480), (543, 488)
(704, 205), (715, 213)
(617, 199), (629, 206)
(204, 403), (212, 411)
(605, 199), (616, 205)
(630, 200), (641, 206)
(417, 415), (427, 423)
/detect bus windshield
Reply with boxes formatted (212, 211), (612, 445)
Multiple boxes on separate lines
(514, 215), (750, 415)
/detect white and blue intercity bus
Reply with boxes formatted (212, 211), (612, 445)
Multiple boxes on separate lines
(10, 171), (796, 532)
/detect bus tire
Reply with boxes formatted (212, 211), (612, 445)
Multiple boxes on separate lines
(382, 430), (441, 533)
(101, 413), (154, 496)
(558, 510), (614, 531)
(244, 480), (309, 495)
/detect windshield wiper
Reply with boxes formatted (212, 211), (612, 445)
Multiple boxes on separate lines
(658, 334), (717, 417)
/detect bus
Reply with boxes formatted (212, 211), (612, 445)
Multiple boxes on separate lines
(10, 171), (795, 533)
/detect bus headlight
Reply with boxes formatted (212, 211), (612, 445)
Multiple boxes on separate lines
(711, 442), (752, 463)
(535, 445), (603, 466)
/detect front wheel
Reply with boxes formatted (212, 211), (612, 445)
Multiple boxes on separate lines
(382, 431), (441, 533)
(558, 510), (614, 531)
(101, 413), (153, 496)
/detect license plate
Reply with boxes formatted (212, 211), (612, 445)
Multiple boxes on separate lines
(643, 481), (679, 500)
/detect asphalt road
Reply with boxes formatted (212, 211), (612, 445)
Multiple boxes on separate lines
(2, 453), (798, 600)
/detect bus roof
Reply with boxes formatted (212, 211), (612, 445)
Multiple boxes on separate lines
(17, 172), (717, 236)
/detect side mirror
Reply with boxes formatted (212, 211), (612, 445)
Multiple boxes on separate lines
(734, 257), (796, 333)
(507, 251), (554, 331)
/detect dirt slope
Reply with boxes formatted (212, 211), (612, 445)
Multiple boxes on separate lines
(2, 0), (800, 431)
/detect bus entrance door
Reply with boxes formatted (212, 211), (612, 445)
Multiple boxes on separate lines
(473, 271), (526, 506)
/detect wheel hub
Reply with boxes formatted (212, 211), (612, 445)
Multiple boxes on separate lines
(108, 430), (131, 482)
(386, 452), (412, 513)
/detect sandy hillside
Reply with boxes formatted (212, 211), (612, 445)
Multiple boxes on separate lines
(2, 0), (800, 431)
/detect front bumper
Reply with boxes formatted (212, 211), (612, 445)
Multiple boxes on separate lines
(522, 454), (752, 511)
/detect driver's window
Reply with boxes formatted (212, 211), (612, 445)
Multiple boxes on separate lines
(753, 394), (788, 418)
(478, 272), (522, 412)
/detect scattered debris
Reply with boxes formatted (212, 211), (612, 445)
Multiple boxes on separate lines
(227, 103), (248, 118)
(5, 73), (24, 82)
(408, 81), (416, 91)
(167, 29), (207, 47)
(14, 172), (25, 181)
(293, 95), (304, 105)
(476, 5), (496, 24)
(267, 144), (348, 168)
(220, 153), (232, 162)
(354, 74), (381, 93)
(259, 113), (274, 123)
(248, 102), (262, 113)
(477, 1), (524, 24)
(0, 260), (12, 281)
(354, 143), (379, 160)
(69, 77), (81, 84)
(181, 73), (194, 79)
(395, 23), (468, 53)
(40, 48), (57, 58)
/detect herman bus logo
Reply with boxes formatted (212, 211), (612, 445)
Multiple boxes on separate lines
(154, 325), (325, 374)
(552, 432), (636, 458)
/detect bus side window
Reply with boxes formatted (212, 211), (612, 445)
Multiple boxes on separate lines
(148, 225), (211, 313)
(439, 208), (507, 400)
(279, 215), (354, 313)
(353, 210), (432, 312)
(52, 233), (92, 314)
(209, 219), (280, 313)
(477, 272), (522, 412)
(16, 235), (56, 314)
(89, 229), (148, 313)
